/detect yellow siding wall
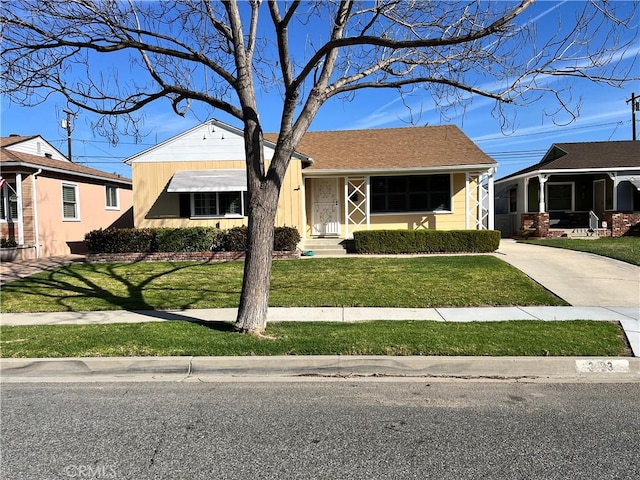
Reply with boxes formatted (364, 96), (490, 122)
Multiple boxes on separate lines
(133, 160), (304, 232)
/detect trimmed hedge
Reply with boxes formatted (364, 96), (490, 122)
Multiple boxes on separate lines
(84, 228), (156, 254)
(85, 226), (301, 254)
(353, 229), (501, 254)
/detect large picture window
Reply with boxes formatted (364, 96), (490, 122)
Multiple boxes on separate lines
(371, 174), (451, 213)
(546, 183), (574, 211)
(192, 192), (246, 217)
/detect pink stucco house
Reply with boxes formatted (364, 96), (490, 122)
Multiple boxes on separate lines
(1, 134), (132, 259)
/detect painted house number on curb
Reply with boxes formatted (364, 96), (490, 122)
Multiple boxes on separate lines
(575, 359), (630, 373)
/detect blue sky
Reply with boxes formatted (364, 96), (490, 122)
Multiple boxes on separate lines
(1, 1), (638, 180)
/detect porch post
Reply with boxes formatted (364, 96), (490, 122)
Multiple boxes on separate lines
(365, 176), (370, 230)
(608, 173), (618, 211)
(464, 172), (470, 229)
(344, 177), (349, 239)
(15, 173), (24, 246)
(538, 174), (548, 213)
(488, 168), (495, 230)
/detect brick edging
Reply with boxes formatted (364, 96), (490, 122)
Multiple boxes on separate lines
(86, 250), (301, 263)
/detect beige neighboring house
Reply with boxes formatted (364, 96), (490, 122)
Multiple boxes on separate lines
(125, 119), (496, 249)
(1, 134), (133, 259)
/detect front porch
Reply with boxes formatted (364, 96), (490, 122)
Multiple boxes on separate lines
(304, 169), (495, 241)
(521, 212), (640, 238)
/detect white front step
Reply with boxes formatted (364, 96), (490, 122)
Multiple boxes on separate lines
(301, 238), (347, 256)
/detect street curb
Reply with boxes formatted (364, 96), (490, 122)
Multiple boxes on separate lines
(2, 356), (639, 382)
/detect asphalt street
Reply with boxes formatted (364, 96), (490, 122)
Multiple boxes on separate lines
(2, 381), (639, 480)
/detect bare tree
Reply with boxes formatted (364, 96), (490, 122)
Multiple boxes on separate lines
(2, 0), (637, 333)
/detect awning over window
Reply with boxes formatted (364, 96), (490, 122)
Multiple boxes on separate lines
(167, 169), (247, 193)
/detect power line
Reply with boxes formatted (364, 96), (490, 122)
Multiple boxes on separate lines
(474, 120), (628, 143)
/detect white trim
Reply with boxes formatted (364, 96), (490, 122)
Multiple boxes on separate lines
(190, 191), (247, 218)
(3, 161), (131, 186)
(345, 177), (370, 238)
(32, 169), (42, 258)
(496, 166), (640, 184)
(593, 179), (607, 217)
(15, 173), (23, 244)
(304, 164), (495, 178)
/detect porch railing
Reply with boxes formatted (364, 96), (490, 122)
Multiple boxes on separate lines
(589, 210), (599, 235)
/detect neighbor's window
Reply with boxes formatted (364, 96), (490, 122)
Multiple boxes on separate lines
(192, 192), (246, 217)
(62, 184), (79, 220)
(0, 180), (18, 221)
(371, 174), (451, 213)
(105, 185), (119, 209)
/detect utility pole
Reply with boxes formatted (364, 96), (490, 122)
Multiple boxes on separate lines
(626, 92), (639, 141)
(62, 110), (74, 161)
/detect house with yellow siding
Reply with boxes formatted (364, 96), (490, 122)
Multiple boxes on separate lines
(125, 120), (496, 248)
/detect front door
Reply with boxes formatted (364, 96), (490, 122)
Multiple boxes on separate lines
(311, 178), (340, 236)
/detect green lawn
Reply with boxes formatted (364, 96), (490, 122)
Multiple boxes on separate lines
(0, 320), (628, 358)
(0, 256), (566, 313)
(521, 237), (640, 265)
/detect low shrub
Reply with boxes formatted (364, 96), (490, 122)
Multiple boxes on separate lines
(222, 226), (248, 252)
(274, 226), (301, 251)
(155, 227), (224, 252)
(353, 229), (500, 254)
(1, 238), (18, 248)
(85, 225), (301, 254)
(85, 228), (155, 253)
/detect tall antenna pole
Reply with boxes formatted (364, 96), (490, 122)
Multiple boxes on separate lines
(626, 92), (639, 141)
(63, 110), (74, 161)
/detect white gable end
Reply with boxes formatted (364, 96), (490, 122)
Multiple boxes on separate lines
(128, 121), (276, 164)
(7, 136), (68, 161)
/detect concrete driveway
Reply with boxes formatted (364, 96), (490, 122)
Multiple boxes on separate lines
(494, 240), (640, 307)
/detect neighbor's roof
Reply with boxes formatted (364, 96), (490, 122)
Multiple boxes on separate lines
(266, 124), (495, 172)
(498, 141), (640, 182)
(1, 135), (131, 185)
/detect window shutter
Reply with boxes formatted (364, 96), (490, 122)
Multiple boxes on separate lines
(179, 194), (191, 218)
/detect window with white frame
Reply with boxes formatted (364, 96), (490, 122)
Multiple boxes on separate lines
(192, 191), (246, 217)
(0, 180), (18, 221)
(62, 184), (79, 220)
(105, 185), (119, 209)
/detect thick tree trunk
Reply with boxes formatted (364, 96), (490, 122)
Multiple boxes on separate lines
(234, 115), (283, 335)
(234, 187), (278, 334)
